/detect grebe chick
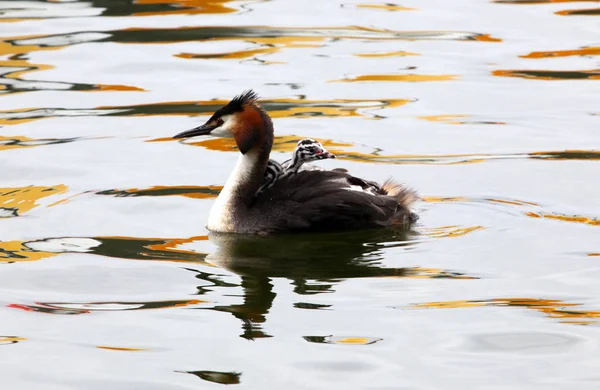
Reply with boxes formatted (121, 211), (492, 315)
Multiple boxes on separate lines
(258, 138), (336, 195)
(173, 90), (418, 235)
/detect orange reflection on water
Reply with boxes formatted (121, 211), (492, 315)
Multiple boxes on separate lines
(420, 225), (486, 238)
(356, 3), (415, 11)
(354, 50), (420, 57)
(525, 212), (600, 226)
(494, 0), (598, 3)
(332, 74), (457, 82)
(0, 241), (58, 263)
(133, 0), (237, 16)
(97, 185), (222, 199)
(418, 114), (506, 125)
(0, 185), (68, 217)
(493, 69), (600, 80)
(412, 298), (600, 325)
(556, 8), (600, 16)
(520, 46), (600, 58)
(97, 346), (148, 352)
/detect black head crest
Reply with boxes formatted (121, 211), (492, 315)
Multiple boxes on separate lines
(227, 90), (259, 112)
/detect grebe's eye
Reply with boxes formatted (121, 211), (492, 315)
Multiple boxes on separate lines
(216, 118), (224, 126)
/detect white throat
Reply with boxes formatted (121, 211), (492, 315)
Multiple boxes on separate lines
(207, 152), (259, 232)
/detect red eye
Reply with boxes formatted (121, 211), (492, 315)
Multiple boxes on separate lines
(217, 118), (224, 126)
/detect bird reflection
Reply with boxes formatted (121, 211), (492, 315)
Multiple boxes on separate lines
(199, 228), (419, 339)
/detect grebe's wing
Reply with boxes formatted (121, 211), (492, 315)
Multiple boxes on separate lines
(255, 170), (417, 234)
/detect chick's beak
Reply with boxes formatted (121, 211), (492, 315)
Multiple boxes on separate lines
(173, 122), (218, 139)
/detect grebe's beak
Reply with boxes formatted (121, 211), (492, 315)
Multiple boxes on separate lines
(173, 122), (218, 139)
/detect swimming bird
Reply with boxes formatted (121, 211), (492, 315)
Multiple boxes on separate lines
(258, 138), (336, 195)
(173, 90), (418, 235)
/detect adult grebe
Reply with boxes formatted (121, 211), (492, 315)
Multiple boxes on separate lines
(259, 138), (336, 195)
(173, 90), (418, 235)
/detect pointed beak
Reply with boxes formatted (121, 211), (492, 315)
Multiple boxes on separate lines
(173, 122), (218, 139)
(318, 151), (336, 159)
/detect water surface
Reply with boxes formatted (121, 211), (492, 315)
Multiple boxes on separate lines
(1, 0), (600, 388)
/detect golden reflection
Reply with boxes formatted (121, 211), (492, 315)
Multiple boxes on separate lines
(556, 8), (600, 16)
(97, 346), (147, 351)
(354, 50), (420, 57)
(520, 46), (600, 58)
(493, 69), (600, 80)
(133, 0), (237, 16)
(0, 241), (58, 263)
(0, 185), (68, 217)
(332, 74), (457, 82)
(422, 196), (539, 207)
(0, 336), (27, 345)
(420, 225), (486, 238)
(412, 298), (600, 325)
(306, 336), (384, 345)
(418, 114), (506, 125)
(96, 185), (222, 199)
(356, 3), (415, 11)
(588, 253), (599, 257)
(525, 212), (600, 226)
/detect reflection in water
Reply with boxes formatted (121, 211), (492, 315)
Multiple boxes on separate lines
(304, 336), (383, 345)
(525, 212), (600, 226)
(0, 97), (412, 125)
(1, 231), (476, 340)
(0, 185), (68, 218)
(355, 3), (415, 11)
(520, 46), (600, 59)
(0, 336), (26, 345)
(493, 69), (600, 80)
(96, 186), (221, 199)
(332, 74), (458, 82)
(96, 346), (147, 351)
(7, 299), (206, 315)
(411, 298), (600, 325)
(176, 370), (241, 385)
(556, 8), (600, 16)
(201, 231), (475, 339)
(0, 136), (78, 151)
(418, 114), (506, 125)
(0, 0), (238, 20)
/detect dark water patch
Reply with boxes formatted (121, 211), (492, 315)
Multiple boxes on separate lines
(556, 8), (600, 16)
(176, 370), (241, 385)
(96, 186), (221, 199)
(7, 299), (206, 315)
(493, 69), (600, 80)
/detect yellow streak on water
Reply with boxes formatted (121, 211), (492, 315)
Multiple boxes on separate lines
(0, 241), (58, 263)
(133, 0), (237, 16)
(420, 225), (486, 238)
(354, 50), (420, 57)
(0, 136), (38, 151)
(555, 8), (600, 16)
(493, 69), (600, 80)
(333, 337), (381, 345)
(494, 0), (599, 3)
(96, 346), (148, 351)
(525, 212), (600, 226)
(520, 46), (600, 58)
(0, 185), (68, 216)
(588, 253), (600, 257)
(332, 74), (457, 82)
(412, 298), (600, 324)
(356, 3), (415, 11)
(0, 336), (27, 343)
(419, 114), (470, 124)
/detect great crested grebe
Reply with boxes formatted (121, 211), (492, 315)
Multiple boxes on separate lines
(258, 138), (336, 195)
(173, 90), (418, 235)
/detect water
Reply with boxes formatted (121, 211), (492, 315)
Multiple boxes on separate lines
(1, 0), (599, 388)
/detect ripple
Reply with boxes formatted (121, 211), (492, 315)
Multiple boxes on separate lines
(96, 346), (147, 352)
(411, 298), (600, 325)
(0, 336), (26, 346)
(1, 235), (209, 264)
(419, 225), (487, 239)
(355, 3), (415, 11)
(493, 69), (600, 80)
(0, 185), (68, 218)
(96, 185), (221, 199)
(0, 97), (412, 125)
(556, 8), (600, 16)
(493, 0), (598, 3)
(354, 50), (420, 58)
(304, 335), (383, 345)
(418, 114), (506, 125)
(176, 370), (241, 385)
(460, 332), (582, 354)
(525, 212), (600, 226)
(7, 299), (207, 315)
(0, 136), (78, 151)
(332, 73), (458, 82)
(520, 46), (600, 59)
